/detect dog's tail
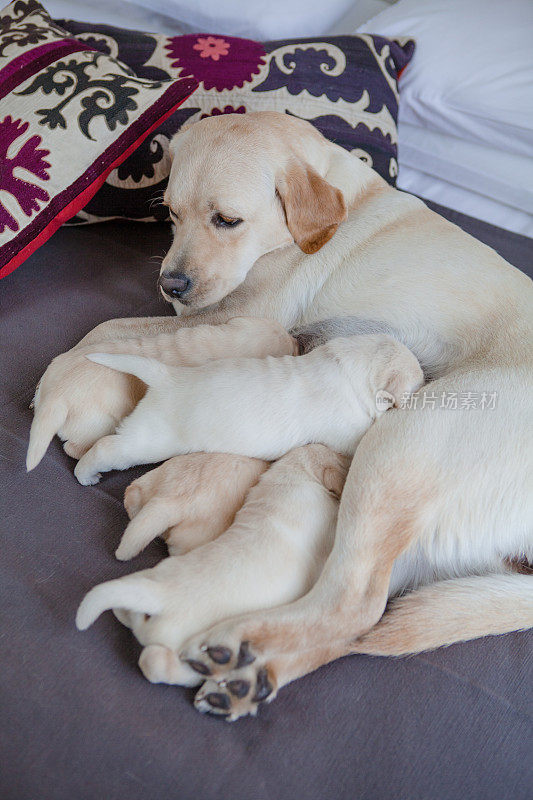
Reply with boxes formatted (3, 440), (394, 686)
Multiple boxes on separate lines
(350, 573), (533, 656)
(86, 353), (170, 387)
(26, 398), (68, 471)
(76, 574), (164, 631)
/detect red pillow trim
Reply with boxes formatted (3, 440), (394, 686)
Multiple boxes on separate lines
(0, 77), (197, 279)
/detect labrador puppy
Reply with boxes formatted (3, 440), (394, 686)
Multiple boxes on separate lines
(115, 314), (409, 562)
(26, 317), (296, 470)
(76, 445), (350, 722)
(119, 452), (268, 560)
(72, 335), (423, 485)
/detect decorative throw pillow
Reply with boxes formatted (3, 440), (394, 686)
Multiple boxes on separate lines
(0, 1), (196, 279)
(59, 20), (414, 224)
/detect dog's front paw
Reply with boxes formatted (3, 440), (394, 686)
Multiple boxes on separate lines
(194, 664), (278, 722)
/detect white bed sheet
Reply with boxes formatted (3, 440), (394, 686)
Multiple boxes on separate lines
(398, 168), (533, 239)
(357, 0), (533, 235)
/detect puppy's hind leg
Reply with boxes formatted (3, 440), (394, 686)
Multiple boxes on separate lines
(62, 410), (118, 460)
(179, 409), (440, 674)
(116, 499), (176, 560)
(74, 434), (138, 485)
(139, 645), (202, 687)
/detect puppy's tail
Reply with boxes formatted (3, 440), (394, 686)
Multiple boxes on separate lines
(76, 574), (164, 630)
(86, 353), (170, 387)
(350, 573), (533, 656)
(26, 399), (68, 471)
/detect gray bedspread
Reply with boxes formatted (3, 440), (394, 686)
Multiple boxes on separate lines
(1, 203), (532, 800)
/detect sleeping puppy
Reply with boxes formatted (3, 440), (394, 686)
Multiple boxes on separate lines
(117, 316), (411, 562)
(73, 334), (423, 485)
(119, 452), (268, 560)
(26, 317), (296, 470)
(76, 444), (350, 719)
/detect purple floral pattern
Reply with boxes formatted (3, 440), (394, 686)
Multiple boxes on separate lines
(59, 21), (414, 224)
(164, 34), (266, 91)
(0, 0), (197, 279)
(200, 105), (246, 119)
(0, 115), (50, 233)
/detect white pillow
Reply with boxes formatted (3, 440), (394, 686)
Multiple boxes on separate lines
(358, 0), (533, 158)
(127, 0), (356, 40)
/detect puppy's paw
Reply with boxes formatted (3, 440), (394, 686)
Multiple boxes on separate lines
(74, 461), (101, 485)
(194, 664), (277, 722)
(139, 645), (202, 688)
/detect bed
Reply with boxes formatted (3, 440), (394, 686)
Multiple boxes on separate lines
(2, 0), (532, 796)
(1, 201), (532, 800)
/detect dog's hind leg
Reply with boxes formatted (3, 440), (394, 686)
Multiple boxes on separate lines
(74, 432), (166, 485)
(179, 376), (532, 688)
(191, 572), (533, 719)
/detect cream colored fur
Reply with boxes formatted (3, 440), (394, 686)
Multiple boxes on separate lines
(119, 453), (268, 560)
(30, 112), (532, 718)
(76, 446), (349, 698)
(72, 335), (422, 485)
(27, 316), (296, 469)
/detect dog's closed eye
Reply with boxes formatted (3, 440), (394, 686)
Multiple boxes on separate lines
(213, 213), (242, 229)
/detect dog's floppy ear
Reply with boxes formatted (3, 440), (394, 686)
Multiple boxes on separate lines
(276, 161), (347, 254)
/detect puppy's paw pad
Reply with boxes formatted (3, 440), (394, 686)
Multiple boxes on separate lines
(181, 637), (257, 677)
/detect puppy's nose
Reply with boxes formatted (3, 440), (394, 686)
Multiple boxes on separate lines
(158, 272), (191, 299)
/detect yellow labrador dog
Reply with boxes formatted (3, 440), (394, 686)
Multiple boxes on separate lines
(30, 112), (533, 717)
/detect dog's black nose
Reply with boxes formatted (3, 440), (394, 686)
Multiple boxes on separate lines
(159, 272), (191, 299)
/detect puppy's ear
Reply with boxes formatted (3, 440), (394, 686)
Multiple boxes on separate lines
(373, 341), (424, 409)
(277, 161), (347, 254)
(322, 465), (346, 500)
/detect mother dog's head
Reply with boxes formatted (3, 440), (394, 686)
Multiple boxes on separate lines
(158, 111), (372, 312)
